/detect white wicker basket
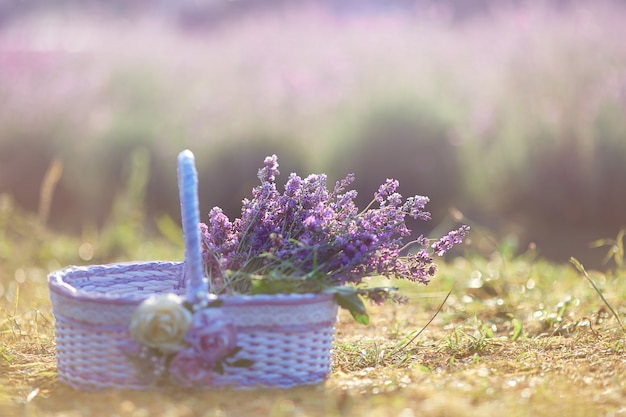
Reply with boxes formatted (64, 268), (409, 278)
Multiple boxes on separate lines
(48, 151), (338, 390)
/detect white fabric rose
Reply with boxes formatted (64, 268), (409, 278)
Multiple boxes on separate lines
(129, 293), (192, 353)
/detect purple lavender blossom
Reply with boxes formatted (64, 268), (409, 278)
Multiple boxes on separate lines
(359, 287), (389, 306)
(432, 225), (471, 256)
(404, 196), (431, 221)
(331, 173), (356, 197)
(375, 179), (399, 203)
(199, 155), (469, 297)
(258, 154), (279, 182)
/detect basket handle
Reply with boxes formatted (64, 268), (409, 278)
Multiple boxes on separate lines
(177, 150), (210, 303)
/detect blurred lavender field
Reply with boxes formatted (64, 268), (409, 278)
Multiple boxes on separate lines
(1, 0), (625, 266)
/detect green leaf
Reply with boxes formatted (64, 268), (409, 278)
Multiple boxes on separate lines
(417, 364), (431, 373)
(250, 277), (324, 295)
(229, 359), (254, 368)
(328, 287), (370, 325)
(350, 310), (370, 325)
(35, 371), (57, 377)
(0, 348), (14, 364)
(207, 299), (224, 308)
(224, 346), (242, 359)
(481, 324), (494, 339)
(330, 287), (365, 313)
(214, 362), (225, 375)
(511, 316), (523, 341)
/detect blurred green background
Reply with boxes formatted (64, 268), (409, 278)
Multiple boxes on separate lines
(1, 0), (625, 267)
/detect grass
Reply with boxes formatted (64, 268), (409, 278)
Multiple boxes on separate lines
(2, 200), (626, 416)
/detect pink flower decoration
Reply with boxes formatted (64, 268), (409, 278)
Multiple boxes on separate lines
(185, 308), (237, 365)
(168, 348), (213, 387)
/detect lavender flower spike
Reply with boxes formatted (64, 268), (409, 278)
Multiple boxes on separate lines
(258, 154), (280, 182)
(432, 225), (470, 256)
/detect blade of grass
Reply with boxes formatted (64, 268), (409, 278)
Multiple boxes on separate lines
(589, 227), (625, 268)
(570, 257), (625, 333)
(12, 284), (19, 316)
(38, 157), (63, 226)
(391, 289), (452, 354)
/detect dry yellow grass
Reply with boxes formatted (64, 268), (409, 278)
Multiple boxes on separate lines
(2, 249), (626, 417)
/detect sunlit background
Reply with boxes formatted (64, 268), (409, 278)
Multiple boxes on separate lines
(1, 0), (625, 268)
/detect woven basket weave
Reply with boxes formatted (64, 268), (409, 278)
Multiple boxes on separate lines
(48, 151), (338, 390)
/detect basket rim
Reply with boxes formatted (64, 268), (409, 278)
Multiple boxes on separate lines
(47, 261), (182, 305)
(48, 260), (336, 306)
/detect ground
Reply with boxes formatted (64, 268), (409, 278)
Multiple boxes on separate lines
(2, 249), (625, 417)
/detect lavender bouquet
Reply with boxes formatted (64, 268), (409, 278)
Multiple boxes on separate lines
(200, 155), (469, 324)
